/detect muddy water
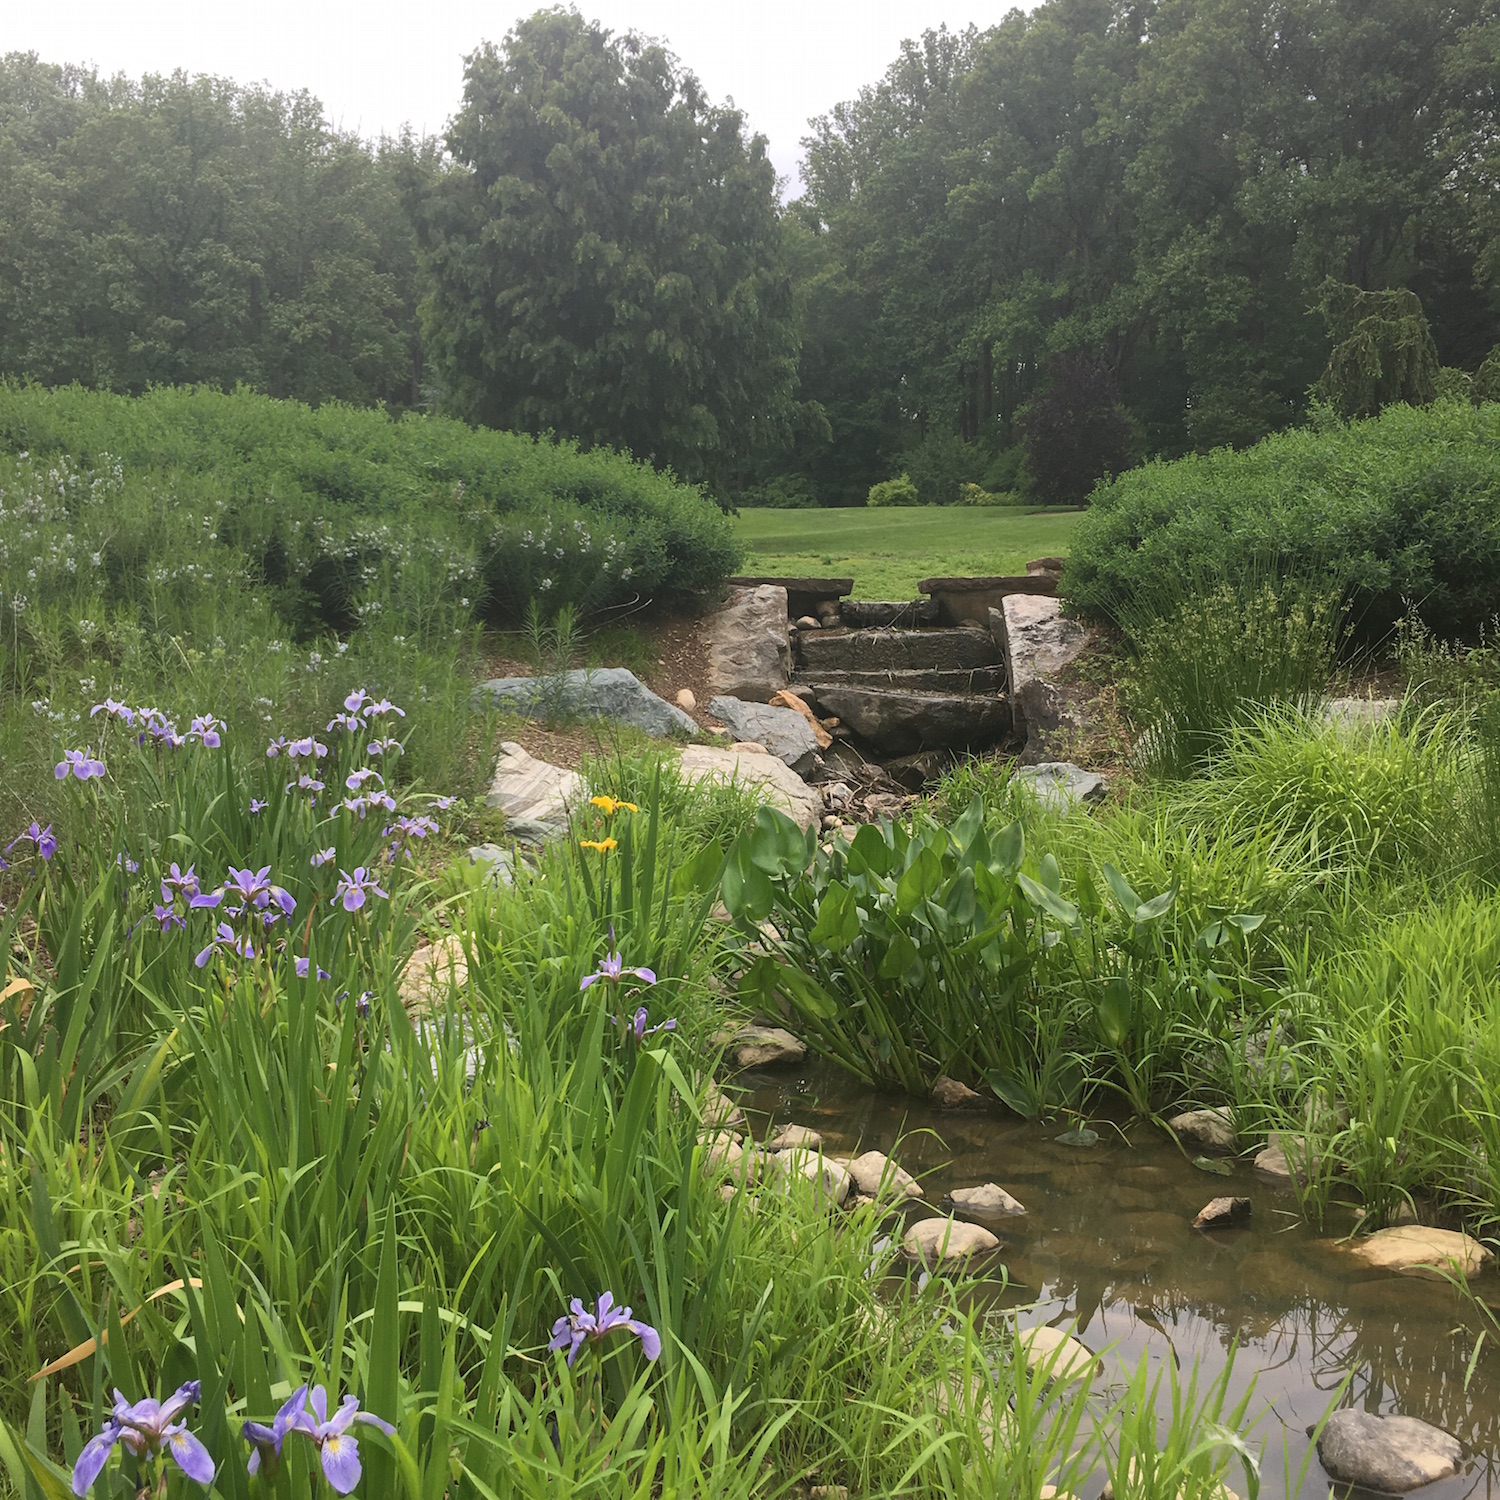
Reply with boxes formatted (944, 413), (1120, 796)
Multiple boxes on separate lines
(740, 1062), (1497, 1500)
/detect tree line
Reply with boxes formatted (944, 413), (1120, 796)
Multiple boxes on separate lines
(2, 0), (1498, 504)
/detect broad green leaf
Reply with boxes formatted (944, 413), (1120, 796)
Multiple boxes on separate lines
(1096, 976), (1132, 1049)
(1102, 862), (1141, 916)
(1017, 871), (1080, 928)
(895, 847), (943, 914)
(671, 839), (725, 896)
(847, 822), (893, 877)
(990, 818), (1024, 878)
(775, 965), (838, 1020)
(1055, 1126), (1099, 1148)
(1194, 1156), (1236, 1177)
(877, 931), (921, 981)
(1134, 884), (1178, 923)
(809, 882), (861, 951)
(987, 1070), (1039, 1119)
(721, 838), (774, 921)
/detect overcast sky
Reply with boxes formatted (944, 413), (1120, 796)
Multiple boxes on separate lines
(9, 0), (1023, 192)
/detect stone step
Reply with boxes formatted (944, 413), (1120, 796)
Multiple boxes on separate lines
(838, 598), (938, 628)
(794, 665), (1006, 695)
(794, 624), (998, 675)
(810, 684), (1010, 755)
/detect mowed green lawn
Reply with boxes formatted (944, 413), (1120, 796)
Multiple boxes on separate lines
(732, 506), (1085, 599)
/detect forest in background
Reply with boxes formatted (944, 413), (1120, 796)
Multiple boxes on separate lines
(2, 0), (1499, 506)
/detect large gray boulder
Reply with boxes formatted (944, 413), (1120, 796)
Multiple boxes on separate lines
(706, 586), (792, 702)
(1012, 762), (1107, 813)
(485, 742), (584, 844)
(707, 696), (819, 771)
(990, 597), (1091, 752)
(1317, 1410), (1462, 1492)
(478, 668), (696, 737)
(676, 744), (823, 830)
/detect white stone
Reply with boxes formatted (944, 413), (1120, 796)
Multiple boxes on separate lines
(847, 1150), (923, 1200)
(901, 1216), (1000, 1267)
(399, 932), (471, 1011)
(675, 688), (697, 712)
(485, 741), (584, 844)
(950, 1182), (1026, 1216)
(706, 585), (791, 702)
(677, 744), (823, 830)
(723, 1026), (806, 1068)
(773, 1148), (852, 1206)
(1349, 1225), (1492, 1280)
(1013, 762), (1107, 813)
(766, 1124), (823, 1152)
(1168, 1108), (1237, 1154)
(1317, 1410), (1462, 1492)
(1017, 1324), (1097, 1384)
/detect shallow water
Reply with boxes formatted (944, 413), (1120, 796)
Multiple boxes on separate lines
(740, 1062), (1497, 1500)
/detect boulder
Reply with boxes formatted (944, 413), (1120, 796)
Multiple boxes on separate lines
(1317, 1410), (1462, 1492)
(722, 1025), (807, 1069)
(795, 615), (822, 630)
(485, 742), (585, 844)
(1017, 1325), (1096, 1384)
(901, 1216), (1001, 1267)
(400, 933), (470, 1011)
(773, 1148), (853, 1207)
(707, 586), (792, 702)
(1323, 697), (1402, 731)
(675, 688), (697, 713)
(1254, 1132), (1318, 1186)
(708, 696), (819, 771)
(677, 744), (823, 830)
(1349, 1225), (1492, 1280)
(932, 1076), (985, 1109)
(810, 685), (1009, 755)
(700, 1133), (745, 1173)
(769, 688), (834, 750)
(951, 1183), (1026, 1217)
(1168, 1108), (1237, 1154)
(466, 844), (516, 885)
(990, 597), (1091, 746)
(847, 1150), (923, 1200)
(701, 1080), (746, 1131)
(1193, 1196), (1251, 1229)
(766, 1124), (823, 1153)
(478, 668), (696, 737)
(1012, 762), (1107, 813)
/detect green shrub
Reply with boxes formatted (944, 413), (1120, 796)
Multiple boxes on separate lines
(866, 472), (921, 507)
(1062, 400), (1500, 643)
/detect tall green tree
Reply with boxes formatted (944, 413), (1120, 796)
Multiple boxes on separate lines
(417, 9), (800, 491)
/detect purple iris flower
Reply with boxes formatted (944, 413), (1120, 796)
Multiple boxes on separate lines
(90, 698), (135, 726)
(366, 737), (403, 756)
(187, 715), (224, 748)
(629, 1005), (677, 1041)
(580, 928), (657, 992)
(55, 748), (106, 781)
(194, 867), (295, 923)
(344, 688), (371, 714)
(293, 956), (331, 980)
(242, 1385), (309, 1479)
(340, 795), (369, 819)
(334, 867), (388, 912)
(161, 862), (199, 901)
(299, 1386), (396, 1495)
(327, 713), (363, 733)
(266, 736), (290, 758)
(287, 737), (328, 760)
(154, 903), (186, 934)
(71, 1382), (214, 1494)
(426, 796), (455, 811)
(115, 852), (139, 875)
(249, 798), (267, 814)
(362, 699), (405, 719)
(396, 815), (437, 839)
(286, 774), (324, 794)
(369, 791), (396, 813)
(196, 923), (255, 967)
(7, 822), (56, 861)
(345, 767), (383, 791)
(548, 1292), (662, 1368)
(311, 846), (337, 868)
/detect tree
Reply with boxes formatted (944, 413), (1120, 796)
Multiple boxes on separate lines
(1019, 354), (1134, 504)
(1314, 281), (1440, 419)
(417, 9), (799, 491)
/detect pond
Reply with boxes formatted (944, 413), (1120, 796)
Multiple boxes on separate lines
(740, 1062), (1497, 1500)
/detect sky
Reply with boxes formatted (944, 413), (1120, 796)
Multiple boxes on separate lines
(8, 0), (1022, 193)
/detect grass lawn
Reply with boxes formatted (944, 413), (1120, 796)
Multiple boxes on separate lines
(731, 505), (1086, 598)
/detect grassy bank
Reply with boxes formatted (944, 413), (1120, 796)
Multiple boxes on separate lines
(732, 506), (1084, 597)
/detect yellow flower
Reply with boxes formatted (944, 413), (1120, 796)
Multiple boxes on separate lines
(590, 795), (639, 816)
(579, 838), (618, 853)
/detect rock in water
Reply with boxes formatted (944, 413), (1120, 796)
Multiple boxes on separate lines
(707, 585), (791, 702)
(847, 1150), (923, 1199)
(950, 1183), (1026, 1217)
(1017, 1325), (1096, 1384)
(1254, 1132), (1319, 1186)
(676, 744), (823, 830)
(707, 695), (819, 771)
(477, 668), (696, 737)
(1012, 762), (1107, 813)
(932, 1076), (985, 1109)
(485, 742), (585, 844)
(1349, 1225), (1492, 1280)
(901, 1216), (1000, 1267)
(766, 1123), (822, 1152)
(1169, 1108), (1237, 1154)
(772, 1148), (852, 1206)
(1193, 1196), (1251, 1229)
(1317, 1410), (1462, 1492)
(722, 1026), (806, 1068)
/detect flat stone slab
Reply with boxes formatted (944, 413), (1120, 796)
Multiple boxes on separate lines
(901, 1216), (1000, 1267)
(708, 695), (819, 770)
(1318, 1409), (1462, 1492)
(677, 744), (822, 830)
(839, 599), (938, 628)
(847, 1150), (923, 1199)
(812, 685), (1009, 755)
(722, 1025), (806, 1069)
(1323, 696), (1402, 731)
(1349, 1225), (1492, 1280)
(920, 575), (1058, 626)
(707, 585), (792, 703)
(1169, 1108), (1237, 1154)
(478, 667), (696, 737)
(797, 625), (998, 675)
(951, 1182), (1026, 1216)
(485, 741), (585, 844)
(800, 666), (1006, 695)
(729, 575), (854, 596)
(1013, 762), (1107, 812)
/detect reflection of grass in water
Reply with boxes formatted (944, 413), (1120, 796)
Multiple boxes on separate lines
(732, 504), (1084, 597)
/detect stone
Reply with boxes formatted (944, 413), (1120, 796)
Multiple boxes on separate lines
(701, 1080), (746, 1130)
(919, 574), (1058, 625)
(901, 1216), (1001, 1267)
(809, 1487), (850, 1500)
(766, 1124), (823, 1153)
(847, 1150), (923, 1200)
(677, 744), (823, 830)
(802, 666), (1007, 695)
(1017, 1325), (1096, 1383)
(769, 688), (834, 750)
(485, 741), (585, 844)
(1012, 762), (1107, 813)
(1254, 1132), (1318, 1186)
(707, 585), (792, 702)
(795, 615), (822, 630)
(773, 1148), (853, 1207)
(727, 575), (853, 620)
(723, 1025), (806, 1069)
(700, 1133), (745, 1173)
(810, 686), (1009, 755)
(839, 598), (939, 628)
(932, 1076), (985, 1109)
(707, 695), (819, 772)
(885, 749), (954, 789)
(991, 596), (1091, 743)
(1323, 696), (1402, 731)
(797, 625), (998, 675)
(824, 781), (853, 810)
(1193, 1196), (1251, 1229)
(1317, 1410), (1462, 1492)
(400, 933), (470, 1011)
(466, 844), (516, 885)
(1349, 1225), (1492, 1280)
(1168, 1108), (1237, 1154)
(1027, 557), (1066, 577)
(675, 688), (697, 713)
(950, 1183), (1026, 1217)
(478, 667), (697, 737)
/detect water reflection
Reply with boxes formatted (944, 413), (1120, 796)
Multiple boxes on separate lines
(741, 1063), (1496, 1500)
